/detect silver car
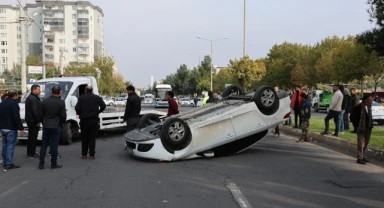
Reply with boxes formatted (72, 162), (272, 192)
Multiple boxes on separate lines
(372, 101), (384, 125)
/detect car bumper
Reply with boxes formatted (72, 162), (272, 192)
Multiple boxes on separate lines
(125, 138), (174, 161)
(373, 115), (384, 121)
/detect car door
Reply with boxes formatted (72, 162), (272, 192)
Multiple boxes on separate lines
(188, 114), (236, 152)
(230, 103), (267, 139)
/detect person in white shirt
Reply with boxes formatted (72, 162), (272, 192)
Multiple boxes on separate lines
(321, 84), (343, 136)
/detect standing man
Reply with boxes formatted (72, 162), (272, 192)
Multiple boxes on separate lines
(25, 85), (42, 158)
(274, 86), (280, 137)
(75, 86), (106, 159)
(321, 85), (343, 136)
(297, 93), (311, 142)
(202, 91), (215, 105)
(0, 90), (25, 169)
(285, 89), (293, 125)
(166, 91), (179, 117)
(38, 86), (66, 169)
(338, 86), (347, 134)
(1, 90), (9, 102)
(123, 85), (141, 132)
(349, 88), (360, 133)
(356, 95), (373, 165)
(374, 95), (382, 104)
(343, 89), (351, 131)
(291, 85), (303, 128)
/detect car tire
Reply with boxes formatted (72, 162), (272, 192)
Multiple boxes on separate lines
(61, 122), (73, 145)
(160, 118), (191, 152)
(138, 113), (161, 129)
(223, 85), (243, 98)
(378, 120), (384, 125)
(253, 86), (279, 115)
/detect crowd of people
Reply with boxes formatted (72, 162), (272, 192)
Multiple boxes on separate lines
(275, 84), (374, 165)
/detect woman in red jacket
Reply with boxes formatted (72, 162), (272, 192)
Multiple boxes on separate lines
(291, 85), (303, 128)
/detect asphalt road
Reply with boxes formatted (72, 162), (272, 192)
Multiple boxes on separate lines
(1, 133), (384, 208)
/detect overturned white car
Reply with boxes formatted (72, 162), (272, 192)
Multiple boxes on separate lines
(124, 85), (291, 161)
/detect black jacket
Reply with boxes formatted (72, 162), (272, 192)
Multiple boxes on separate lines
(41, 96), (67, 129)
(124, 93), (141, 120)
(341, 93), (347, 110)
(349, 94), (360, 112)
(0, 98), (24, 131)
(75, 93), (106, 120)
(25, 93), (42, 125)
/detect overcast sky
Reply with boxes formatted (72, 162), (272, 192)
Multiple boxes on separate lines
(4, 0), (375, 88)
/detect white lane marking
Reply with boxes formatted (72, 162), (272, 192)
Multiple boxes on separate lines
(226, 182), (252, 208)
(0, 180), (29, 199)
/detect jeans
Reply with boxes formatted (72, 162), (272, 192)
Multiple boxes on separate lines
(285, 108), (292, 125)
(343, 112), (350, 130)
(126, 118), (139, 132)
(338, 110), (345, 132)
(27, 124), (39, 156)
(1, 130), (18, 166)
(39, 128), (60, 166)
(275, 125), (280, 135)
(324, 110), (340, 134)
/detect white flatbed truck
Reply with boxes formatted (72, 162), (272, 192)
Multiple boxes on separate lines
(18, 76), (166, 145)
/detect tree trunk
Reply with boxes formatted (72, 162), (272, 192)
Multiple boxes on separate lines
(374, 81), (378, 97)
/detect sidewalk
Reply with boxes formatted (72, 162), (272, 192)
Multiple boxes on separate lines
(279, 125), (384, 162)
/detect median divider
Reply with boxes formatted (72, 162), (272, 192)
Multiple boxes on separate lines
(279, 125), (384, 162)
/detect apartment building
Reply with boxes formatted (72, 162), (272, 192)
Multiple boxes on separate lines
(0, 0), (104, 74)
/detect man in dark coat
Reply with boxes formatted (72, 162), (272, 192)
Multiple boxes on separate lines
(38, 86), (66, 169)
(349, 88), (360, 133)
(75, 86), (106, 159)
(123, 85), (141, 132)
(25, 85), (42, 157)
(0, 90), (25, 169)
(355, 95), (374, 165)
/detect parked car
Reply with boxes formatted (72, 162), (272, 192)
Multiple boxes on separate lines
(190, 98), (203, 107)
(114, 97), (126, 106)
(180, 98), (193, 106)
(103, 98), (115, 106)
(372, 101), (384, 125)
(124, 85), (291, 161)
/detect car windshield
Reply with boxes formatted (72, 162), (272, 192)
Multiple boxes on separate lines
(181, 98), (189, 101)
(155, 89), (168, 101)
(21, 81), (73, 103)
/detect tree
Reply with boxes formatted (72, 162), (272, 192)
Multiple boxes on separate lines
(228, 56), (266, 92)
(366, 53), (384, 96)
(367, 0), (384, 27)
(213, 68), (238, 94)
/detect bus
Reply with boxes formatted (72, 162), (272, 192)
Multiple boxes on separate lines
(154, 84), (172, 108)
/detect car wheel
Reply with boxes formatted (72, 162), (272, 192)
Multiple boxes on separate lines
(160, 118), (191, 152)
(138, 113), (161, 129)
(253, 86), (279, 115)
(378, 120), (384, 125)
(223, 85), (243, 98)
(61, 122), (73, 145)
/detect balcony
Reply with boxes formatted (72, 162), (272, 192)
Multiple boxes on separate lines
(78, 42), (89, 47)
(78, 50), (89, 55)
(78, 34), (89, 39)
(44, 33), (55, 39)
(45, 41), (55, 48)
(45, 54), (54, 59)
(77, 8), (89, 13)
(49, 25), (64, 31)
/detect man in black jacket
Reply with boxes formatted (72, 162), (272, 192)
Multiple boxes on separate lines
(38, 86), (66, 169)
(349, 88), (360, 133)
(25, 85), (42, 158)
(123, 85), (141, 132)
(0, 90), (25, 169)
(75, 86), (106, 159)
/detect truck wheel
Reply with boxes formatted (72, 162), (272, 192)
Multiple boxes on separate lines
(61, 122), (73, 145)
(223, 85), (243, 98)
(160, 118), (191, 153)
(314, 104), (319, 112)
(138, 113), (161, 129)
(253, 86), (279, 115)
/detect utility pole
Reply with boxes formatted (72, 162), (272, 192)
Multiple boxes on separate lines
(59, 48), (65, 75)
(243, 0), (246, 57)
(19, 0), (27, 93)
(42, 26), (46, 79)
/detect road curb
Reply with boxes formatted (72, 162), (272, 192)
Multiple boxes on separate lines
(279, 125), (384, 162)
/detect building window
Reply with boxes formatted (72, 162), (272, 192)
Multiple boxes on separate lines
(0, 25), (5, 30)
(72, 14), (76, 19)
(1, 41), (7, 45)
(73, 47), (76, 52)
(0, 33), (6, 38)
(0, 9), (6, 14)
(17, 42), (20, 47)
(1, 49), (7, 54)
(73, 39), (76, 44)
(1, 65), (6, 70)
(17, 34), (21, 39)
(59, 39), (65, 44)
(72, 22), (76, 27)
(1, 57), (7, 64)
(0, 17), (5, 22)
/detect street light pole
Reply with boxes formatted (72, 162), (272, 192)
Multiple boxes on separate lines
(197, 36), (228, 91)
(243, 0), (246, 57)
(19, 1), (27, 93)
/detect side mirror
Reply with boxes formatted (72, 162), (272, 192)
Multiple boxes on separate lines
(70, 96), (78, 107)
